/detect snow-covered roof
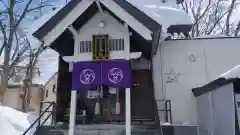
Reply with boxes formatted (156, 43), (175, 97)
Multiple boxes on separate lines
(192, 65), (240, 97)
(30, 0), (192, 40)
(192, 66), (240, 97)
(127, 0), (192, 31)
(218, 65), (240, 79)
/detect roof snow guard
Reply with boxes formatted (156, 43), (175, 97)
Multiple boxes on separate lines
(32, 0), (161, 48)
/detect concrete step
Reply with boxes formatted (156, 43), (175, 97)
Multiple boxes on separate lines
(37, 124), (162, 135)
(37, 124), (199, 135)
(45, 129), (162, 135)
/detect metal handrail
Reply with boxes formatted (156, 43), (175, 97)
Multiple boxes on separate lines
(22, 101), (56, 135)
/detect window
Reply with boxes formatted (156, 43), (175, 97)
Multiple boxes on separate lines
(52, 84), (56, 92)
(46, 90), (48, 98)
(92, 35), (109, 59)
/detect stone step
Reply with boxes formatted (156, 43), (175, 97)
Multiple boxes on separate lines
(37, 124), (162, 135)
(45, 129), (162, 135)
(37, 124), (198, 135)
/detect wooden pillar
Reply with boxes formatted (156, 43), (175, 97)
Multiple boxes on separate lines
(124, 23), (131, 135)
(67, 26), (78, 135)
(69, 90), (77, 135)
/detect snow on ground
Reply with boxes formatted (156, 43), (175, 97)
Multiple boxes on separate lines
(0, 105), (38, 135)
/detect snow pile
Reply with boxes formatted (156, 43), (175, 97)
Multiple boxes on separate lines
(218, 65), (240, 79)
(0, 106), (38, 135)
(127, 0), (192, 30)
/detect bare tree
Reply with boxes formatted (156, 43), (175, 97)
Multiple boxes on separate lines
(21, 40), (47, 112)
(181, 0), (240, 38)
(0, 0), (52, 103)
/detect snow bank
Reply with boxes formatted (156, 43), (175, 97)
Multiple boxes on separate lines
(0, 106), (38, 135)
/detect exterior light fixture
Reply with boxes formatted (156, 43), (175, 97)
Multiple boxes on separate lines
(99, 21), (105, 28)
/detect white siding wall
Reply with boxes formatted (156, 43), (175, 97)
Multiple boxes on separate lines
(77, 12), (126, 41)
(152, 37), (240, 124)
(196, 83), (235, 135)
(66, 11), (132, 68)
(212, 83), (235, 135)
(196, 92), (212, 135)
(75, 11), (128, 57)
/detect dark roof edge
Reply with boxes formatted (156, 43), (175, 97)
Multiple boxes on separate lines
(113, 0), (161, 32)
(33, 0), (163, 41)
(192, 78), (237, 97)
(33, 0), (82, 39)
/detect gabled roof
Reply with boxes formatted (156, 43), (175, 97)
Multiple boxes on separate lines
(31, 0), (192, 58)
(32, 0), (80, 40)
(33, 0), (161, 41)
(192, 65), (240, 97)
(113, 0), (161, 32)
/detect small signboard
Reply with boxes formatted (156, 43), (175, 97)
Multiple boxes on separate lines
(87, 90), (103, 99)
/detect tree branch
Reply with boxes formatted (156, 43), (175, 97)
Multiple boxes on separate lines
(225, 0), (237, 35)
(234, 20), (240, 36)
(0, 19), (7, 55)
(15, 0), (34, 28)
(206, 11), (229, 35)
(26, 4), (53, 13)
